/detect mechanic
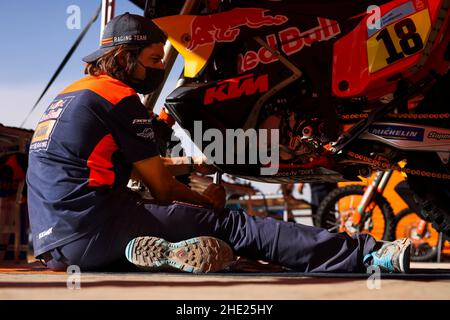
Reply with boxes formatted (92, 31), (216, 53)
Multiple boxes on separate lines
(27, 13), (411, 273)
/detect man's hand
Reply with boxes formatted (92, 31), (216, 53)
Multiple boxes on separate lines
(192, 155), (216, 175)
(134, 156), (213, 207)
(202, 184), (226, 209)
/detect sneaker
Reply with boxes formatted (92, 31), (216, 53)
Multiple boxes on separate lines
(363, 238), (411, 273)
(125, 236), (235, 273)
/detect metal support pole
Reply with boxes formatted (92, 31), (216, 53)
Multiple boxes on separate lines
(437, 232), (444, 263)
(283, 203), (289, 222)
(213, 172), (222, 185)
(142, 0), (201, 113)
(100, 0), (115, 41)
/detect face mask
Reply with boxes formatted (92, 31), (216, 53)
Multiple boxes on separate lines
(128, 61), (165, 94)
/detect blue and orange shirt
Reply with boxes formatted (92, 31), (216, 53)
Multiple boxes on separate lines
(27, 75), (159, 257)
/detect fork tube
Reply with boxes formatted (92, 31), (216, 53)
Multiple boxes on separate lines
(416, 219), (428, 236)
(377, 170), (393, 194)
(357, 171), (385, 215)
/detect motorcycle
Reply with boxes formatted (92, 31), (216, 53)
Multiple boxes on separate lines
(151, 0), (450, 237)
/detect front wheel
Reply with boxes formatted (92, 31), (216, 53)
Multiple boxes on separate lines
(393, 208), (438, 262)
(405, 72), (450, 239)
(406, 154), (450, 240)
(316, 185), (395, 241)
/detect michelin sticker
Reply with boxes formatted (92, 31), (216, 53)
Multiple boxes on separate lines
(369, 124), (425, 141)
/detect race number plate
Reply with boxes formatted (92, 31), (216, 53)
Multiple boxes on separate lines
(367, 5), (432, 73)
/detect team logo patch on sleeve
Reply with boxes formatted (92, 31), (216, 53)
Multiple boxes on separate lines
(136, 127), (155, 139)
(30, 96), (75, 152)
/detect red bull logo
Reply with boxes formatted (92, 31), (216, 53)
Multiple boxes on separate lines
(49, 99), (66, 110)
(188, 8), (288, 51)
(238, 18), (341, 73)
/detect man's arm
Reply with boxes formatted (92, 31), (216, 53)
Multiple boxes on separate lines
(160, 156), (193, 176)
(131, 155), (213, 178)
(133, 155), (223, 208)
(160, 156), (215, 176)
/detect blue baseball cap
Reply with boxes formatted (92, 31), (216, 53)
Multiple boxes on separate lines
(82, 12), (166, 63)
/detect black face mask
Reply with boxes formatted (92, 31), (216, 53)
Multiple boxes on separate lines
(128, 61), (165, 94)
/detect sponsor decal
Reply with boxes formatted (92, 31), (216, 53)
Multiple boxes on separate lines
(48, 99), (67, 110)
(366, 8), (430, 73)
(39, 108), (63, 122)
(38, 227), (53, 240)
(132, 119), (153, 125)
(111, 34), (148, 43)
(188, 8), (288, 51)
(414, 0), (426, 11)
(32, 120), (57, 144)
(204, 74), (269, 105)
(30, 96), (74, 152)
(367, 1), (416, 37)
(369, 124), (424, 141)
(428, 131), (450, 141)
(237, 18), (341, 73)
(136, 127), (154, 139)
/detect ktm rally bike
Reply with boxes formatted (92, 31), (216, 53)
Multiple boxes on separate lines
(151, 0), (450, 238)
(316, 169), (448, 260)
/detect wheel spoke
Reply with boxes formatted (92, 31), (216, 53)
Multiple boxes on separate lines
(349, 195), (355, 208)
(327, 225), (340, 232)
(329, 207), (339, 214)
(325, 219), (338, 226)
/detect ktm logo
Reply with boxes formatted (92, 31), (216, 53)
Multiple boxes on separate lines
(204, 74), (269, 105)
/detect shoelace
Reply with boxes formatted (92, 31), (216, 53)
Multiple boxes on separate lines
(364, 252), (394, 271)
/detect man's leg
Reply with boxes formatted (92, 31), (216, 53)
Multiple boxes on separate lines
(48, 200), (376, 272)
(130, 202), (378, 273)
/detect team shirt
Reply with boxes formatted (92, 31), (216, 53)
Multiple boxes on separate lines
(27, 75), (159, 257)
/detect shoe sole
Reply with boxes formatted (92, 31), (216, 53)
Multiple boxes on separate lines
(125, 236), (235, 273)
(398, 238), (412, 273)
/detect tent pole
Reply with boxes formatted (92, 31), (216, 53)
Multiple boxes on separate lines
(100, 0), (115, 41)
(142, 0), (201, 113)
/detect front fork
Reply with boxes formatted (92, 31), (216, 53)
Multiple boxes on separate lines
(353, 170), (393, 230)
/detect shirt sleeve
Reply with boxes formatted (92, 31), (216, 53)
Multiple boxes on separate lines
(107, 95), (160, 163)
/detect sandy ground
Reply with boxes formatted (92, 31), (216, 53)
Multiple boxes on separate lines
(0, 262), (450, 300)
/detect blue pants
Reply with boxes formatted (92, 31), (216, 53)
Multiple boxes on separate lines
(45, 193), (377, 273)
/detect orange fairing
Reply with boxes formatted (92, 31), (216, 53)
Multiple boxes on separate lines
(153, 15), (214, 78)
(332, 0), (446, 99)
(154, 8), (290, 78)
